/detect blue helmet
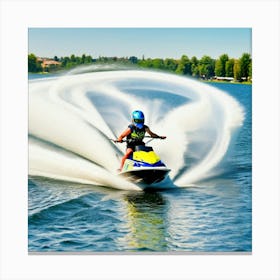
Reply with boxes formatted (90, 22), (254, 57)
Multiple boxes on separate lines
(132, 110), (145, 129)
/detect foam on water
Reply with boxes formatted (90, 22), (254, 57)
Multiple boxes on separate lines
(29, 69), (244, 189)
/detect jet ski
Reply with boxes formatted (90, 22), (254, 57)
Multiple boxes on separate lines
(118, 144), (170, 185)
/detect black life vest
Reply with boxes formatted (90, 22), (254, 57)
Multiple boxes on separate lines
(127, 124), (147, 143)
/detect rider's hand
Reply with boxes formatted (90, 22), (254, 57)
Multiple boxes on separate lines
(114, 139), (123, 143)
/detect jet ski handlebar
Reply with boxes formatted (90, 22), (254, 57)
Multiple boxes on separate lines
(110, 136), (166, 143)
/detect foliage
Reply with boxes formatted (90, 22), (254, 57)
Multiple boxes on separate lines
(28, 52), (252, 83)
(28, 53), (42, 72)
(164, 58), (178, 72)
(60, 54), (93, 68)
(225, 59), (235, 77)
(190, 56), (199, 78)
(215, 54), (229, 77)
(198, 56), (215, 79)
(239, 53), (252, 80)
(176, 55), (192, 75)
(234, 59), (241, 81)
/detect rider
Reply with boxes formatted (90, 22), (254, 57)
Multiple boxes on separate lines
(116, 110), (166, 171)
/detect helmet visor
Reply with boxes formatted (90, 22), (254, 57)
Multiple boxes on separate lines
(133, 118), (144, 124)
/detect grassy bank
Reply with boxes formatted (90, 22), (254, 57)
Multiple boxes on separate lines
(202, 79), (252, 85)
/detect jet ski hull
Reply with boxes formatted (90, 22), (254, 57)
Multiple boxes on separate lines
(119, 167), (170, 184)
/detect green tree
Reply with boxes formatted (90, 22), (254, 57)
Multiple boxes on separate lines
(28, 53), (42, 72)
(61, 56), (70, 67)
(75, 56), (82, 64)
(152, 58), (164, 69)
(199, 55), (215, 79)
(70, 54), (76, 63)
(234, 59), (241, 81)
(248, 60), (252, 81)
(176, 55), (192, 75)
(190, 56), (199, 77)
(215, 54), (229, 77)
(164, 58), (178, 72)
(129, 56), (138, 64)
(85, 55), (93, 64)
(225, 58), (235, 77)
(239, 53), (251, 80)
(138, 58), (153, 68)
(81, 54), (86, 63)
(215, 59), (223, 76)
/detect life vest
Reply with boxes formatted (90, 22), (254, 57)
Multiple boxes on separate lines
(127, 124), (147, 142)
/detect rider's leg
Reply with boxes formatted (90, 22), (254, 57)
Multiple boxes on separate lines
(119, 148), (133, 170)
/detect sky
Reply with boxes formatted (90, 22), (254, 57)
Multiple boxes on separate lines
(28, 28), (251, 60)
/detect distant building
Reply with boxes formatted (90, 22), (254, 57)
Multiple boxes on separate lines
(213, 76), (234, 82)
(41, 59), (61, 69)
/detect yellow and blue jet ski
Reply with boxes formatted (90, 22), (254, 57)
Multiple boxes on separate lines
(119, 145), (170, 184)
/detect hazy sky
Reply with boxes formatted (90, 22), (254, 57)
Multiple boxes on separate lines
(28, 28), (251, 59)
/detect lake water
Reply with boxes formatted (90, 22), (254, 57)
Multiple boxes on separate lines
(28, 69), (251, 253)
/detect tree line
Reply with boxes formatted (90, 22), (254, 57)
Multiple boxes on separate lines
(28, 52), (252, 82)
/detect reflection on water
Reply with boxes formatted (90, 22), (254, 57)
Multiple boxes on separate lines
(119, 191), (168, 251)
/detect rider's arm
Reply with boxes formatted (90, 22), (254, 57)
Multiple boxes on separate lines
(117, 128), (131, 142)
(146, 127), (166, 139)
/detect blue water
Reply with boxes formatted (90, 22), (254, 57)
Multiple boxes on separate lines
(28, 71), (251, 252)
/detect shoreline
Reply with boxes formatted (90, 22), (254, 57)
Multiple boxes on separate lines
(28, 71), (252, 85)
(201, 79), (252, 85)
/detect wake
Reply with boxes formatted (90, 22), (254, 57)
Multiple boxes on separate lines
(28, 69), (244, 190)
